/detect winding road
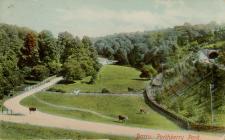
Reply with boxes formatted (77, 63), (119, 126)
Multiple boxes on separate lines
(0, 76), (223, 140)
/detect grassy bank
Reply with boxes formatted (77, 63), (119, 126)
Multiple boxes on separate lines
(50, 65), (149, 93)
(0, 121), (132, 139)
(21, 92), (181, 130)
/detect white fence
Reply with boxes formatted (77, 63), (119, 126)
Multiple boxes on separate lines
(24, 75), (57, 92)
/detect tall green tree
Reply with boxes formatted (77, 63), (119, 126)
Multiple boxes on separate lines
(38, 30), (58, 63)
(18, 32), (40, 68)
(0, 25), (24, 96)
(57, 32), (74, 63)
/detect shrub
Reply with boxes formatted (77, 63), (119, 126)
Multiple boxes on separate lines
(155, 93), (165, 104)
(21, 66), (32, 77)
(140, 65), (157, 78)
(47, 61), (62, 75)
(169, 102), (180, 113)
(61, 62), (85, 82)
(0, 94), (3, 100)
(89, 72), (97, 84)
(47, 88), (66, 93)
(31, 65), (50, 81)
(101, 88), (110, 93)
(128, 87), (135, 92)
(196, 114), (211, 124)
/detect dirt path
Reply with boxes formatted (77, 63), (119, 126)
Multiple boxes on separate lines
(0, 77), (223, 140)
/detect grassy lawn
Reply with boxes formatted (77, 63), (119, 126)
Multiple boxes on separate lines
(50, 65), (149, 93)
(0, 121), (132, 140)
(21, 92), (181, 130)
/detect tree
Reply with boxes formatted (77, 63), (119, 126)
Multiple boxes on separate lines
(0, 25), (24, 96)
(114, 49), (128, 64)
(82, 36), (92, 48)
(61, 58), (85, 81)
(31, 65), (50, 81)
(140, 65), (157, 78)
(59, 34), (100, 82)
(18, 32), (40, 68)
(57, 32), (74, 63)
(47, 61), (62, 75)
(38, 30), (58, 63)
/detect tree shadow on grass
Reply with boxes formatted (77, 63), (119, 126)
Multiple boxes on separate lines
(132, 78), (150, 81)
(113, 120), (122, 123)
(58, 80), (75, 85)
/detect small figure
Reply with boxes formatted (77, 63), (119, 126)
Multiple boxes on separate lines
(140, 108), (147, 114)
(118, 115), (128, 123)
(29, 107), (36, 113)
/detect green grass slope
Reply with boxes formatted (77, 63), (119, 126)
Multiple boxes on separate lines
(50, 65), (148, 93)
(21, 92), (181, 130)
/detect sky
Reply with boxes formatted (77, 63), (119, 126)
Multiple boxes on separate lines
(0, 0), (225, 37)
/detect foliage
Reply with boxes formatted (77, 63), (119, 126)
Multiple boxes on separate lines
(47, 61), (62, 75)
(0, 24), (24, 96)
(0, 23), (99, 97)
(89, 72), (97, 84)
(38, 30), (58, 63)
(140, 65), (157, 78)
(18, 32), (40, 68)
(62, 58), (85, 81)
(94, 22), (225, 70)
(60, 34), (100, 82)
(101, 88), (110, 93)
(217, 42), (225, 64)
(31, 65), (50, 81)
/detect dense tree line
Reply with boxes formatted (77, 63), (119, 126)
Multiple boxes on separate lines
(1, 22), (225, 96)
(94, 22), (225, 72)
(0, 23), (100, 97)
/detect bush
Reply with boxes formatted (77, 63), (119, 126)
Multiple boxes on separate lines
(47, 88), (66, 93)
(21, 66), (32, 77)
(101, 88), (110, 93)
(31, 65), (50, 81)
(89, 73), (97, 84)
(196, 114), (211, 124)
(62, 60), (85, 82)
(0, 94), (3, 100)
(169, 102), (180, 113)
(140, 65), (157, 78)
(47, 61), (62, 75)
(155, 93), (165, 104)
(128, 87), (135, 92)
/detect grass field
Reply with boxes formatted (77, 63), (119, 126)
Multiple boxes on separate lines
(0, 121), (132, 140)
(50, 65), (149, 93)
(21, 92), (181, 130)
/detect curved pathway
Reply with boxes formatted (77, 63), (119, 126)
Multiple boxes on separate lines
(0, 77), (223, 140)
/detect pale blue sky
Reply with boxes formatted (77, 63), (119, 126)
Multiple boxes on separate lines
(0, 0), (225, 37)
